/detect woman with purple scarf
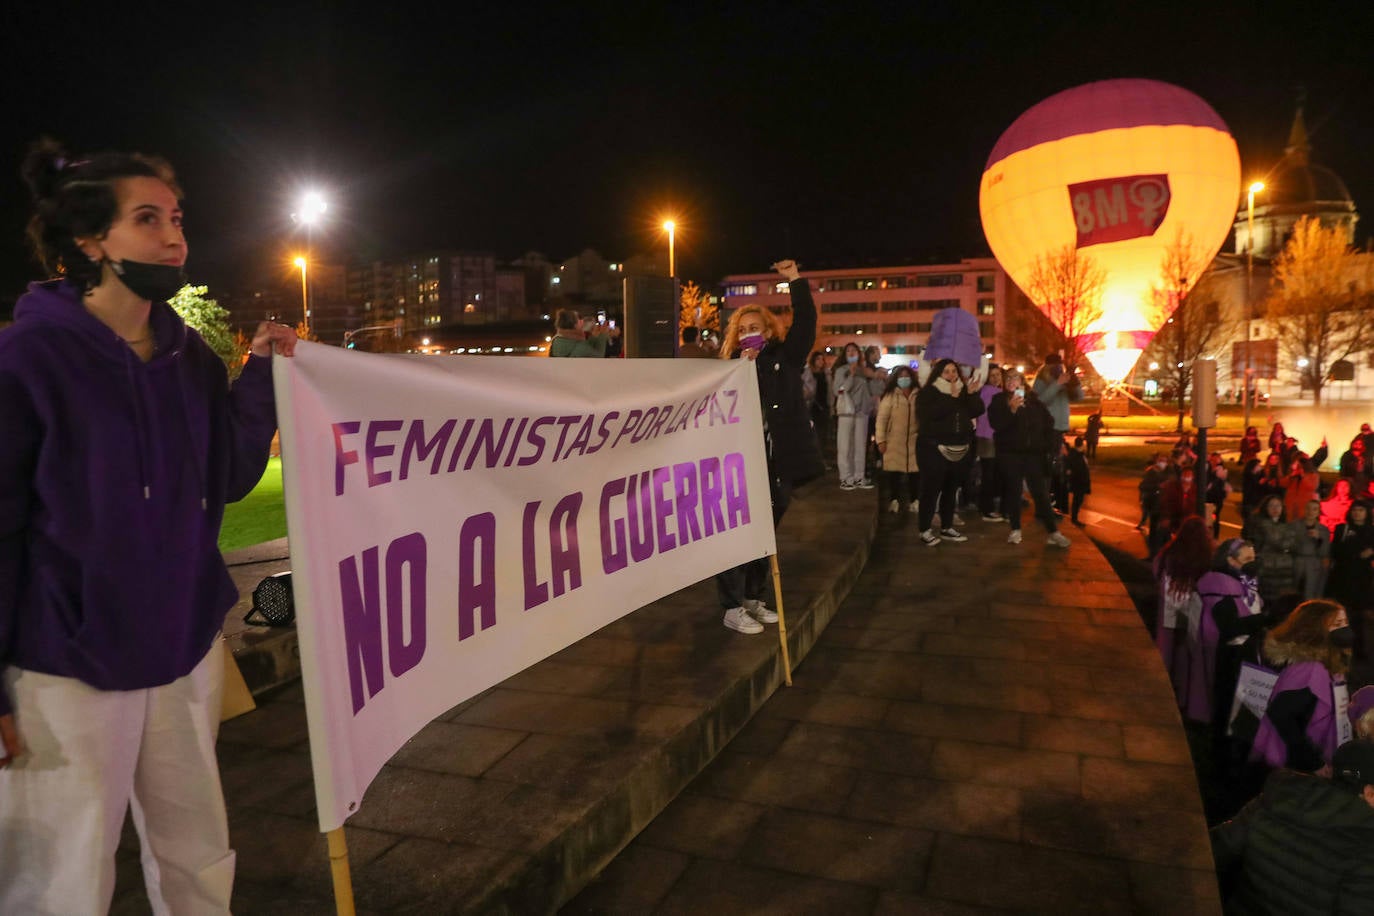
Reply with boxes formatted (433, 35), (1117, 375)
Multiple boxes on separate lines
(1182, 539), (1267, 726)
(1153, 517), (1213, 694)
(1250, 599), (1355, 774)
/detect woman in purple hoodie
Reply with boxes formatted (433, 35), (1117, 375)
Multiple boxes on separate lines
(0, 140), (296, 913)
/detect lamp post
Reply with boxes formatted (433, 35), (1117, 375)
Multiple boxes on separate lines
(662, 219), (676, 277)
(292, 191), (327, 339)
(293, 256), (309, 335)
(1243, 181), (1264, 430)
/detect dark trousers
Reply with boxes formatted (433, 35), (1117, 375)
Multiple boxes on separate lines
(977, 456), (1000, 515)
(1070, 489), (1087, 522)
(1050, 434), (1069, 510)
(716, 475), (791, 608)
(999, 452), (1058, 534)
(883, 469), (918, 506)
(956, 450), (977, 509)
(1085, 437), (1098, 460)
(917, 440), (961, 532)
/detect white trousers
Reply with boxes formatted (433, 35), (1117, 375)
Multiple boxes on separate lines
(0, 643), (234, 915)
(836, 414), (870, 485)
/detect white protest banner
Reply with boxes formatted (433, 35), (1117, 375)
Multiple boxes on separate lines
(1227, 661), (1278, 736)
(272, 343), (776, 832)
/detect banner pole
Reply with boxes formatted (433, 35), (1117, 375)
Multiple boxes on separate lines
(326, 827), (356, 916)
(769, 554), (792, 686)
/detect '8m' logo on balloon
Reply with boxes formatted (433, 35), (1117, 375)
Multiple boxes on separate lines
(1067, 174), (1171, 248)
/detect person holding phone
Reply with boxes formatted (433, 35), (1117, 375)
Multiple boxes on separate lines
(989, 370), (1070, 548)
(549, 308), (616, 357)
(831, 341), (876, 490)
(0, 139), (296, 912)
(914, 359), (983, 545)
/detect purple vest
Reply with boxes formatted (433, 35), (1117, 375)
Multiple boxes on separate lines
(1179, 570), (1260, 723)
(1250, 660), (1343, 769)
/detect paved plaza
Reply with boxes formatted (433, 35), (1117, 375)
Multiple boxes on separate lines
(112, 478), (1218, 914)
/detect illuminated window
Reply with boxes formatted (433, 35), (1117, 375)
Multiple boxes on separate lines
(774, 282), (790, 293)
(978, 299), (995, 316)
(464, 304), (476, 313)
(725, 284), (758, 296)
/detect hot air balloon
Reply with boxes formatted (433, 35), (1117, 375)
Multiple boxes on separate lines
(979, 79), (1241, 381)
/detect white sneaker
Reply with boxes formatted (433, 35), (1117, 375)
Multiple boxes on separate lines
(1047, 531), (1071, 549)
(723, 606), (764, 634)
(888, 499), (900, 513)
(1007, 529), (1022, 544)
(939, 528), (968, 542)
(920, 529), (941, 547)
(908, 502), (919, 513)
(857, 479), (876, 490)
(983, 512), (1005, 523)
(951, 513), (965, 527)
(840, 481), (856, 491)
(744, 599), (778, 624)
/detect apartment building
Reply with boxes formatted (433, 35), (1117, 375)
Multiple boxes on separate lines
(720, 258), (1011, 360)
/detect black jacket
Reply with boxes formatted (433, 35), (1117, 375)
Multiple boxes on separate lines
(1211, 769), (1374, 915)
(987, 390), (1054, 456)
(1064, 448), (1091, 494)
(740, 278), (824, 486)
(915, 380), (983, 447)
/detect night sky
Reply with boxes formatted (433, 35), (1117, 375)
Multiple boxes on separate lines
(2, 1), (1372, 307)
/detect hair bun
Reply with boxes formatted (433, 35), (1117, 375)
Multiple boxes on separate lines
(21, 136), (72, 203)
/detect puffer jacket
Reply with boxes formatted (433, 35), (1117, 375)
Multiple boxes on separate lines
(1243, 513), (1300, 603)
(1211, 769), (1374, 915)
(875, 389), (918, 473)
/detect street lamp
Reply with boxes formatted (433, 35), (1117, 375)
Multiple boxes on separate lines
(292, 191), (327, 339)
(662, 219), (676, 277)
(1243, 181), (1264, 430)
(293, 256), (309, 335)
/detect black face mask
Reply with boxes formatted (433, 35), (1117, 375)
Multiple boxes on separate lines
(1329, 626), (1355, 649)
(109, 258), (186, 303)
(1240, 561), (1260, 577)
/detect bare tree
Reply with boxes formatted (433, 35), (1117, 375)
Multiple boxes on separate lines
(1265, 217), (1374, 405)
(1141, 231), (1226, 431)
(1023, 244), (1106, 373)
(1000, 289), (1067, 368)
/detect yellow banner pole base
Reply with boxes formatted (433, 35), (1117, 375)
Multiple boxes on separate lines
(769, 554), (792, 687)
(327, 827), (356, 916)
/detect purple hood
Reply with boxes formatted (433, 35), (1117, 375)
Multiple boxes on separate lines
(0, 280), (277, 715)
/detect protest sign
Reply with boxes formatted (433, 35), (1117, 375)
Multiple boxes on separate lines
(273, 344), (775, 831)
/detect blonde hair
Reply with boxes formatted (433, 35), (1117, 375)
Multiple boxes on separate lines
(1358, 708), (1374, 741)
(719, 305), (784, 359)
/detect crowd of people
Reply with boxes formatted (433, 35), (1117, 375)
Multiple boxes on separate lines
(1146, 420), (1374, 907)
(1144, 421), (1374, 659)
(800, 348), (1085, 549)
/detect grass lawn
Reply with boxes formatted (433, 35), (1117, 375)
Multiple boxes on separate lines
(220, 456), (287, 553)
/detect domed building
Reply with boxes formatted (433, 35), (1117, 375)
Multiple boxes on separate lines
(1233, 105), (1359, 259)
(1142, 99), (1370, 425)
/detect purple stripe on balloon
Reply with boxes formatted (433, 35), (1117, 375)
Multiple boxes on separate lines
(1077, 330), (1157, 351)
(985, 79), (1230, 171)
